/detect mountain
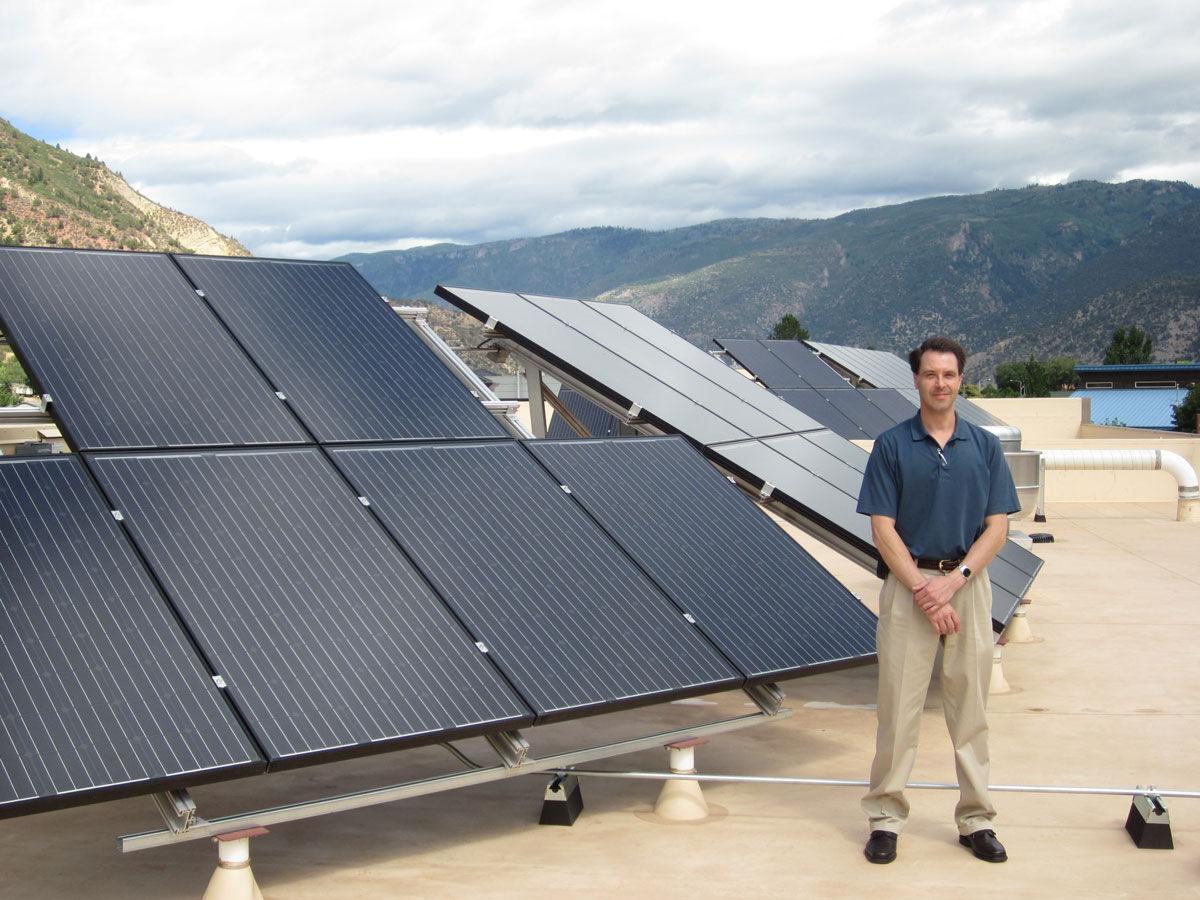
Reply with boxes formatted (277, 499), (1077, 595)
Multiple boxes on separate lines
(341, 180), (1200, 380)
(0, 117), (248, 256)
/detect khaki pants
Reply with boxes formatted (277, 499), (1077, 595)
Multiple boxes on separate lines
(862, 570), (996, 835)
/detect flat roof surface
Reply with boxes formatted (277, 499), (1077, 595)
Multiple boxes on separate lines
(1, 501), (1196, 899)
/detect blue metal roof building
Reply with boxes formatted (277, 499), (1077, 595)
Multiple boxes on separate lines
(1072, 388), (1190, 430)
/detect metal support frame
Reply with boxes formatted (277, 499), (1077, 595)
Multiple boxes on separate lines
(541, 384), (592, 438)
(524, 363), (549, 438)
(392, 306), (532, 438)
(743, 682), (785, 716)
(152, 788), (198, 833)
(118, 710), (787, 853)
(482, 338), (660, 436)
(552, 769), (1199, 802)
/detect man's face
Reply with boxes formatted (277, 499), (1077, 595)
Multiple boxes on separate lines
(914, 350), (962, 414)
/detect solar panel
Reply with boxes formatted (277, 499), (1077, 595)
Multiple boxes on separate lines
(817, 389), (898, 438)
(443, 287), (746, 444)
(547, 387), (621, 439)
(328, 441), (742, 722)
(860, 388), (918, 425)
(0, 248), (309, 451)
(87, 447), (531, 767)
(763, 341), (848, 389)
(0, 457), (262, 818)
(773, 389), (867, 439)
(806, 341), (914, 389)
(714, 436), (874, 548)
(535, 297), (816, 439)
(578, 300), (822, 436)
(175, 256), (508, 443)
(714, 339), (808, 389)
(526, 437), (877, 681)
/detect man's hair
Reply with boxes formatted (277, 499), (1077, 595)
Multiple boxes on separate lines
(908, 336), (966, 375)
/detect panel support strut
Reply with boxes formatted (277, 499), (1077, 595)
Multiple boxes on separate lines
(119, 710), (786, 852)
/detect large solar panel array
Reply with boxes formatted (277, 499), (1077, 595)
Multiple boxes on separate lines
(0, 247), (880, 819)
(437, 286), (1041, 631)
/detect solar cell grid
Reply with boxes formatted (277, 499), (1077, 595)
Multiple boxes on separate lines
(329, 441), (743, 721)
(817, 389), (898, 438)
(715, 339), (810, 389)
(176, 256), (508, 443)
(87, 447), (531, 767)
(580, 301), (823, 436)
(860, 388), (918, 425)
(547, 387), (621, 439)
(773, 389), (867, 439)
(0, 248), (309, 451)
(0, 457), (262, 817)
(763, 341), (848, 390)
(526, 437), (877, 681)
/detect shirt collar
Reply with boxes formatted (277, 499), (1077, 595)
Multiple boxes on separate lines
(909, 410), (967, 443)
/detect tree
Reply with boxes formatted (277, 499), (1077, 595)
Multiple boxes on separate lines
(770, 313), (809, 341)
(1104, 326), (1153, 364)
(1173, 384), (1200, 433)
(994, 355), (1077, 397)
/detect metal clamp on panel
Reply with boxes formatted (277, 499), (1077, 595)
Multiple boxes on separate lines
(152, 788), (201, 834)
(744, 682), (786, 716)
(486, 730), (531, 768)
(758, 482), (776, 500)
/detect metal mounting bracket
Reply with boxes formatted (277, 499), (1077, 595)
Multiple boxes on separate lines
(744, 682), (786, 716)
(486, 730), (531, 768)
(152, 788), (202, 834)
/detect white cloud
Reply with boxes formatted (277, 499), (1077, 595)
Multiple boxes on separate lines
(3, 0), (1197, 257)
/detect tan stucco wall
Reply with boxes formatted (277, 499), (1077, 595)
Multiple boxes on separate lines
(971, 397), (1200, 503)
(971, 397), (1085, 442)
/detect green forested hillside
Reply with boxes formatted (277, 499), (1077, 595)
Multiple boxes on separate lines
(342, 180), (1200, 379)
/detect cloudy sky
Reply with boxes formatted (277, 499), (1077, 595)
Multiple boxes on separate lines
(4, 0), (1198, 258)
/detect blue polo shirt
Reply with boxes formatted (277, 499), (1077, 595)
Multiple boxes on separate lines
(856, 412), (1020, 560)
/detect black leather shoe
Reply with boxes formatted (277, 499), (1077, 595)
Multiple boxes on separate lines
(864, 830), (897, 864)
(959, 829), (1007, 862)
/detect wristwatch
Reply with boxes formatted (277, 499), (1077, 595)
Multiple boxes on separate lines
(958, 564), (972, 579)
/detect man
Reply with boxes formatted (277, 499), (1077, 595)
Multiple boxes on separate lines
(855, 336), (1020, 865)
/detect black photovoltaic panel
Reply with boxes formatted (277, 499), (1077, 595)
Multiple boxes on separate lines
(0, 457), (262, 817)
(763, 340), (849, 390)
(547, 387), (621, 439)
(817, 389), (898, 439)
(0, 248), (309, 451)
(715, 339), (809, 389)
(176, 256), (508, 443)
(329, 441), (742, 722)
(526, 437), (877, 681)
(773, 389), (866, 440)
(88, 448), (531, 767)
(860, 388), (919, 425)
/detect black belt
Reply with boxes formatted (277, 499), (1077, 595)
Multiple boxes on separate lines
(914, 557), (963, 572)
